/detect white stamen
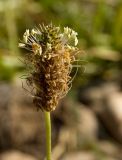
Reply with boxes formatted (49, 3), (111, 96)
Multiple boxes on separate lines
(31, 29), (38, 35)
(23, 29), (30, 43)
(18, 43), (26, 47)
(39, 46), (42, 55)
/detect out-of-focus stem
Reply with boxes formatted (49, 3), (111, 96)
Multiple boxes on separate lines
(4, 0), (19, 55)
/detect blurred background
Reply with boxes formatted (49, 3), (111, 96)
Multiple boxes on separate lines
(0, 0), (122, 160)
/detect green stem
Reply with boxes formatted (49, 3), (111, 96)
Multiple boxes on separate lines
(44, 111), (51, 160)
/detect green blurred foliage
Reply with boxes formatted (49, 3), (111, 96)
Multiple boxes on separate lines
(0, 0), (122, 85)
(0, 57), (14, 81)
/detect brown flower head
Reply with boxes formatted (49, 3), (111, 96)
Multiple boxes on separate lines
(19, 24), (80, 111)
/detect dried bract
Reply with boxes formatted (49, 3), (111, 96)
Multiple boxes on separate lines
(19, 24), (80, 111)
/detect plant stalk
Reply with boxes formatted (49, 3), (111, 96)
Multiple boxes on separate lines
(44, 111), (51, 160)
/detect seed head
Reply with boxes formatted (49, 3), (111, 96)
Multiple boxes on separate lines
(19, 24), (80, 111)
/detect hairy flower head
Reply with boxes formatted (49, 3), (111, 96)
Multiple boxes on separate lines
(19, 24), (80, 111)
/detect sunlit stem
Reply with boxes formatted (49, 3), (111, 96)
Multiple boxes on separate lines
(44, 111), (51, 160)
